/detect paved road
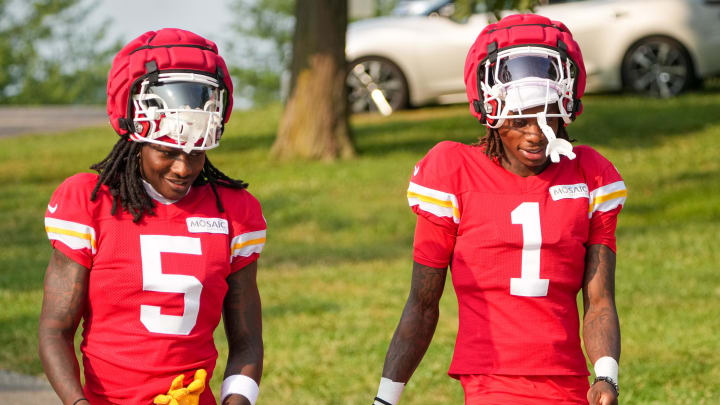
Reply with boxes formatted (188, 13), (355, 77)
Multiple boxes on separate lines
(0, 370), (60, 404)
(0, 106), (107, 138)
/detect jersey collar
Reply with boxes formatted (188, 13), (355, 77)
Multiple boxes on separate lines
(141, 179), (191, 205)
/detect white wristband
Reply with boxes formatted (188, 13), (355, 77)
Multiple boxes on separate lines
(374, 377), (405, 405)
(594, 356), (619, 383)
(220, 374), (259, 405)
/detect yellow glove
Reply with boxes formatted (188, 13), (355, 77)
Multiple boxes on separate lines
(154, 369), (207, 405)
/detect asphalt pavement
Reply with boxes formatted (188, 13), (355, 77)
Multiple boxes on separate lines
(0, 106), (107, 138)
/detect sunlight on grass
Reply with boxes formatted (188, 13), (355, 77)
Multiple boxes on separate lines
(1, 90), (719, 403)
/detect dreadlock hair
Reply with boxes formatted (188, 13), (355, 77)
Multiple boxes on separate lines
(474, 124), (575, 162)
(90, 137), (248, 223)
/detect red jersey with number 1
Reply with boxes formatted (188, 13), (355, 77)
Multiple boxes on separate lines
(407, 141), (626, 377)
(44, 173), (266, 404)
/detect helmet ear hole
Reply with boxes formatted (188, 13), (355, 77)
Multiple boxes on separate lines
(484, 101), (498, 127)
(135, 121), (151, 137)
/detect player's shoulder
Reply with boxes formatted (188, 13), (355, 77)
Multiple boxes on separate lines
(57, 172), (99, 190)
(573, 145), (612, 165)
(47, 173), (105, 222)
(426, 140), (472, 157)
(570, 145), (624, 187)
(214, 186), (264, 220)
(420, 141), (477, 171)
(52, 172), (101, 201)
(215, 185), (260, 205)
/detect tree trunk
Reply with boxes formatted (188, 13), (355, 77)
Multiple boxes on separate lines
(272, 0), (354, 160)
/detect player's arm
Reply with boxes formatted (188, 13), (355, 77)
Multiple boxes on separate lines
(374, 260), (447, 404)
(582, 244), (620, 405)
(221, 260), (263, 405)
(38, 248), (90, 405)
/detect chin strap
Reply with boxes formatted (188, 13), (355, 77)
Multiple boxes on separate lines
(537, 111), (575, 163)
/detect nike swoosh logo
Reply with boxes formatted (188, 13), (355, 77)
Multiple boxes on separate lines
(47, 204), (58, 213)
(413, 166), (420, 176)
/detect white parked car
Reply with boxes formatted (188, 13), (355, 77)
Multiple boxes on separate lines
(346, 0), (720, 113)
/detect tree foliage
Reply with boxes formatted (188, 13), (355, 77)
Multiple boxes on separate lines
(0, 0), (119, 104)
(454, 0), (543, 21)
(227, 0), (295, 106)
(227, 0), (403, 106)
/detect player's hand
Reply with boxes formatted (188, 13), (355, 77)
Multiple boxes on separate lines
(587, 380), (618, 405)
(154, 369), (207, 405)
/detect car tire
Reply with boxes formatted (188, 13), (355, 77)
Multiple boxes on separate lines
(346, 56), (409, 114)
(621, 36), (695, 98)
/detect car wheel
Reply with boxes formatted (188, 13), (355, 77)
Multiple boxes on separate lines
(346, 57), (409, 114)
(621, 36), (694, 98)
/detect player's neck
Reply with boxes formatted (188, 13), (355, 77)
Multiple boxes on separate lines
(141, 179), (191, 204)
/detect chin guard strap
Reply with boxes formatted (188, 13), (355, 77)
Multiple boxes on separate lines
(537, 111), (575, 163)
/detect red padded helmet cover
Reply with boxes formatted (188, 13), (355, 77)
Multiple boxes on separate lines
(107, 28), (233, 136)
(464, 14), (586, 121)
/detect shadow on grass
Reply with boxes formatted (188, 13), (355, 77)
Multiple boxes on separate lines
(354, 109), (479, 157)
(220, 131), (276, 153)
(263, 297), (341, 319)
(354, 90), (720, 156)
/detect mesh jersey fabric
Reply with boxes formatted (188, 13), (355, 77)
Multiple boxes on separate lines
(407, 142), (625, 377)
(44, 173), (266, 404)
(460, 374), (590, 405)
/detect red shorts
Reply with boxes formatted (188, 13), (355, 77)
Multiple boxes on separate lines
(459, 374), (589, 405)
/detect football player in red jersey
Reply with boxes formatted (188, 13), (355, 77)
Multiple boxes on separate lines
(372, 14), (625, 405)
(39, 29), (264, 405)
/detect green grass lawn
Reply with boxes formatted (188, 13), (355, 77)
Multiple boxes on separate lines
(1, 88), (719, 404)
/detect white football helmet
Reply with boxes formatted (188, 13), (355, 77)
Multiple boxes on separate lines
(479, 46), (578, 129)
(131, 72), (225, 153)
(479, 46), (579, 161)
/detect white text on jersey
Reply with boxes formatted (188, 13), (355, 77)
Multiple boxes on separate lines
(186, 217), (229, 234)
(549, 183), (589, 201)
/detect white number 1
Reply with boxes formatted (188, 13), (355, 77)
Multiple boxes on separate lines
(139, 235), (203, 335)
(510, 202), (549, 297)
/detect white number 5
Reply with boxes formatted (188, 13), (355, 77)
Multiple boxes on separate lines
(510, 202), (549, 297)
(139, 235), (203, 335)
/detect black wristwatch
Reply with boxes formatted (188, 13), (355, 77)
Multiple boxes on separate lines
(593, 376), (619, 396)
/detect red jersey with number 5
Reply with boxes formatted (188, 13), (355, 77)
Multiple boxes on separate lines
(44, 173), (266, 404)
(407, 141), (625, 377)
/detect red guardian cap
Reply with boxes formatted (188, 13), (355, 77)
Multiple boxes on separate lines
(464, 14), (586, 128)
(106, 28), (234, 152)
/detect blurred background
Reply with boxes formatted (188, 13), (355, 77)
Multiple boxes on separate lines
(1, 0), (719, 404)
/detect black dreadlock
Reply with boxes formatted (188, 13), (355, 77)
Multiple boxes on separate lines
(90, 137), (248, 223)
(474, 124), (574, 162)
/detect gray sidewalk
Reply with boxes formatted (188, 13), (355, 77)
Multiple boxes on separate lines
(0, 370), (60, 404)
(0, 106), (107, 138)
